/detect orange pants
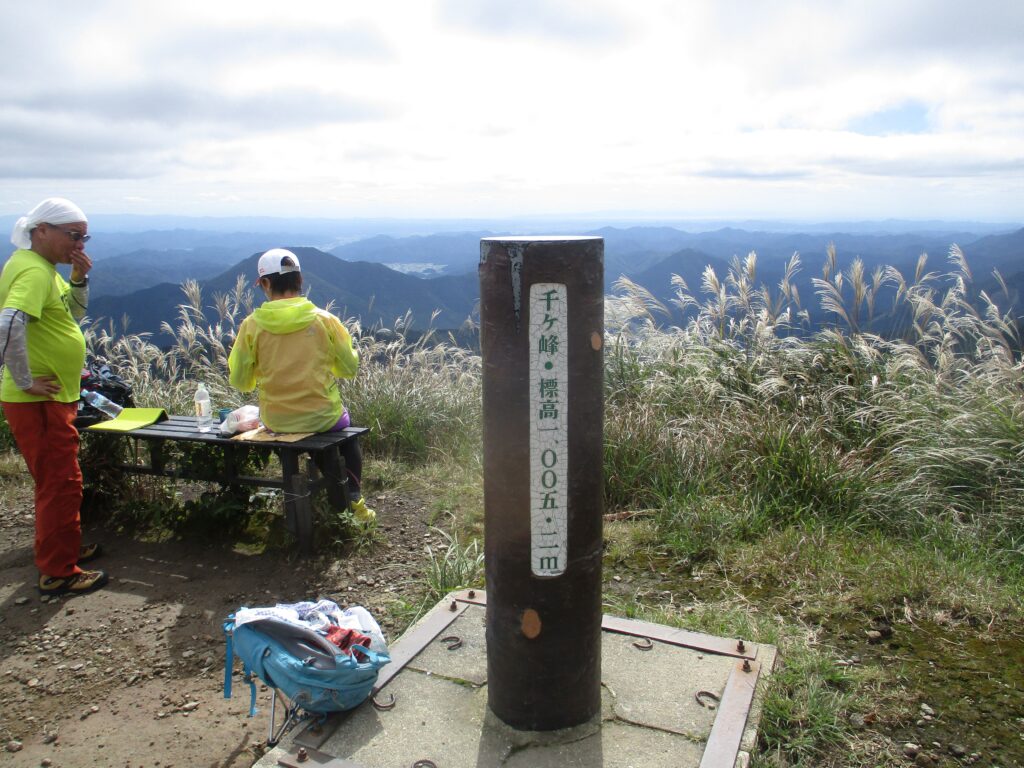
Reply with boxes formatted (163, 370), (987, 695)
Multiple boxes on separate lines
(2, 400), (83, 578)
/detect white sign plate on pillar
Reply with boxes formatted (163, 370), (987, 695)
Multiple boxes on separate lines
(529, 283), (568, 576)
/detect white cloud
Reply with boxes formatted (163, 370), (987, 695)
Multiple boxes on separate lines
(0, 0), (1020, 221)
(437, 0), (629, 44)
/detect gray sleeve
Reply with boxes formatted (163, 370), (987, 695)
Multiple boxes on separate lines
(68, 282), (89, 320)
(0, 308), (33, 389)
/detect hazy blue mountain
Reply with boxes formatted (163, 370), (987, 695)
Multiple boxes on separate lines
(971, 228), (1024, 310)
(89, 248), (246, 297)
(624, 248), (732, 308)
(76, 224), (1022, 346)
(331, 232), (494, 276)
(617, 227), (1024, 335)
(87, 247), (478, 344)
(961, 227), (1024, 275)
(84, 230), (319, 262)
(323, 225), (1009, 289)
(329, 227), (730, 283)
(595, 226), (985, 270)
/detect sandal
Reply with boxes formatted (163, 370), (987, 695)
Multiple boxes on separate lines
(38, 569), (109, 596)
(78, 543), (103, 564)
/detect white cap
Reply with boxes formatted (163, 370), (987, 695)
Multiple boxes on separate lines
(11, 197), (88, 249)
(256, 248), (301, 283)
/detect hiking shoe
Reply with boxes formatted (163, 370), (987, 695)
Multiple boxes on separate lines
(350, 496), (377, 525)
(38, 570), (109, 596)
(78, 543), (103, 564)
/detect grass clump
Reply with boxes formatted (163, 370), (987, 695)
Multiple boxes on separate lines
(605, 244), (1024, 580)
(424, 523), (485, 600)
(603, 244), (1024, 763)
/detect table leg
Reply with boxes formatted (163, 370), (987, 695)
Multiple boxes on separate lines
(223, 444), (238, 483)
(291, 468), (314, 557)
(150, 441), (165, 474)
(279, 449), (301, 538)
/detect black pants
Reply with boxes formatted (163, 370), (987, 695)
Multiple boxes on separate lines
(339, 438), (363, 500)
(312, 438), (364, 507)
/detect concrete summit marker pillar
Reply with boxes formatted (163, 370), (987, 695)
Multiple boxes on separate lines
(479, 236), (604, 731)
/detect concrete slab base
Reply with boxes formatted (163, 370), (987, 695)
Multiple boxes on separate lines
(255, 590), (777, 768)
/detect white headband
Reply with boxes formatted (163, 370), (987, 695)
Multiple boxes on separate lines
(11, 197), (88, 250)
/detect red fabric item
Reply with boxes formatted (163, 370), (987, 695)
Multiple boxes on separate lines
(2, 400), (83, 578)
(325, 625), (371, 659)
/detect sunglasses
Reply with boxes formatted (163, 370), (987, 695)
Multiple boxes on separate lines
(46, 224), (91, 244)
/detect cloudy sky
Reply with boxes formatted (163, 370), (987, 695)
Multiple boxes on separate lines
(1, 0), (1022, 222)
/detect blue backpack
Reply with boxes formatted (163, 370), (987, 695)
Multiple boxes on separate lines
(223, 614), (390, 717)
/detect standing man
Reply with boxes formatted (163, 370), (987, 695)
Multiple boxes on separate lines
(0, 198), (107, 595)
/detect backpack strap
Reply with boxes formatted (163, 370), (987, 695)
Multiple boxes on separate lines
(349, 644), (389, 667)
(223, 619), (234, 700)
(244, 664), (258, 717)
(223, 617), (258, 715)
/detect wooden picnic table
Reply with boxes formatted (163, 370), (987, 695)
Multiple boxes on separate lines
(80, 414), (368, 555)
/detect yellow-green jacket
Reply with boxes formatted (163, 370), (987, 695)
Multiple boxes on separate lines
(228, 297), (358, 433)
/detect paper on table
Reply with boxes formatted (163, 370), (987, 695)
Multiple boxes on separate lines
(86, 408), (169, 432)
(231, 425), (314, 443)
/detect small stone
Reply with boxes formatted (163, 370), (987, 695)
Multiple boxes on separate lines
(14, 597), (30, 606)
(949, 744), (967, 757)
(5, 740), (23, 752)
(920, 703), (935, 716)
(41, 758), (53, 766)
(903, 743), (921, 758)
(42, 733), (57, 744)
(914, 754), (935, 768)
(865, 630), (883, 643)
(181, 701), (199, 712)
(871, 622), (893, 638)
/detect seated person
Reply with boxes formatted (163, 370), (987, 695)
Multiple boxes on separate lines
(228, 248), (375, 523)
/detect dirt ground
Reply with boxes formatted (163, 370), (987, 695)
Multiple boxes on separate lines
(0, 487), (437, 768)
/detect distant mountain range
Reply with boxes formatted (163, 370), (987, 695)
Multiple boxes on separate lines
(61, 223), (1024, 345)
(88, 247), (479, 341)
(89, 247), (245, 297)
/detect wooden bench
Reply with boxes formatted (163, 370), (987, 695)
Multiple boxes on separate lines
(81, 414), (368, 555)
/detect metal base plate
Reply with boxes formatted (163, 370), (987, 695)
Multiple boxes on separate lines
(269, 590), (775, 768)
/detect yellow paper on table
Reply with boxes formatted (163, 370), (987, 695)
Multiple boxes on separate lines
(86, 408), (169, 432)
(232, 425), (314, 443)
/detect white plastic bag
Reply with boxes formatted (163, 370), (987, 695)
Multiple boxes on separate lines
(219, 405), (260, 435)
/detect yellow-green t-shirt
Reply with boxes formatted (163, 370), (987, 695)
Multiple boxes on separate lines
(0, 249), (86, 403)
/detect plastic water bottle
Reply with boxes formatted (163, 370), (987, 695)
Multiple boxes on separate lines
(81, 389), (123, 419)
(194, 382), (213, 433)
